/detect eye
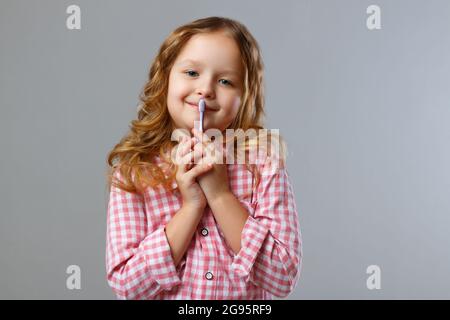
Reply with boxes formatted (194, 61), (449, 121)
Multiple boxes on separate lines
(219, 79), (232, 86)
(184, 70), (199, 77)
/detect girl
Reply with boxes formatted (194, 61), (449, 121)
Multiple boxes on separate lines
(105, 16), (302, 300)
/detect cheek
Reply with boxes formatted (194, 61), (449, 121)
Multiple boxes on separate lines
(218, 96), (241, 125)
(228, 96), (241, 116)
(168, 90), (187, 116)
(168, 74), (187, 100)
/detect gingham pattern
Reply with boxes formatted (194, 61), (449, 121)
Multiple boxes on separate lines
(106, 153), (302, 300)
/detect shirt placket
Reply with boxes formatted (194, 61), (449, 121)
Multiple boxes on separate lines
(198, 207), (217, 299)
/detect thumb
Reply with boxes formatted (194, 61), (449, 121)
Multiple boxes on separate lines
(189, 162), (213, 179)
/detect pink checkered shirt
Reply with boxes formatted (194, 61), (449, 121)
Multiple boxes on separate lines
(105, 153), (302, 299)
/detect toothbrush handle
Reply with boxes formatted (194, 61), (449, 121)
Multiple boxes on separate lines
(199, 112), (204, 132)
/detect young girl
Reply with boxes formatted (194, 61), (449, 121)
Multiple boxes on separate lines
(105, 16), (302, 300)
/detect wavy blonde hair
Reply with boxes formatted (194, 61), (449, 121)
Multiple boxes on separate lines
(106, 16), (287, 195)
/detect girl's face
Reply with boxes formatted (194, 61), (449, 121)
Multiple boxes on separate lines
(167, 31), (244, 134)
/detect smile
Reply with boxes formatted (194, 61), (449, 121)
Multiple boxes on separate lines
(186, 102), (217, 112)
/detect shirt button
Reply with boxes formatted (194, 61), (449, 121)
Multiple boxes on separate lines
(205, 271), (213, 280)
(201, 228), (209, 236)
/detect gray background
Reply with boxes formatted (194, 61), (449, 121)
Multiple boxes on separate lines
(1, 0), (449, 299)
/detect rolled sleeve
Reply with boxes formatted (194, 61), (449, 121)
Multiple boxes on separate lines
(229, 155), (302, 298)
(140, 226), (182, 290)
(230, 215), (270, 277)
(105, 170), (182, 299)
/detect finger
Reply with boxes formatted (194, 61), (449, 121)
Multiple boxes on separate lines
(192, 139), (218, 165)
(187, 162), (213, 180)
(179, 144), (205, 169)
(175, 158), (187, 175)
(180, 137), (193, 151)
(191, 143), (207, 165)
(192, 127), (211, 145)
(191, 129), (220, 161)
(174, 139), (193, 173)
(179, 137), (195, 156)
(174, 137), (196, 165)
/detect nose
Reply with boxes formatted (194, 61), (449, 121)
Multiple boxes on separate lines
(196, 78), (215, 99)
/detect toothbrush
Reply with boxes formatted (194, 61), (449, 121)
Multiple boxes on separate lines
(198, 98), (205, 133)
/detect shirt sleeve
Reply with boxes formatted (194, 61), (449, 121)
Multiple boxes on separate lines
(230, 156), (303, 298)
(105, 170), (184, 300)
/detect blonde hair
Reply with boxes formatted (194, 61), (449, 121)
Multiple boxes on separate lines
(106, 16), (287, 195)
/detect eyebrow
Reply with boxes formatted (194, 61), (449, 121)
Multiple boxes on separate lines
(176, 59), (241, 77)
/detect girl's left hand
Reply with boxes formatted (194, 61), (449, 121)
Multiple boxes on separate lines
(191, 127), (231, 202)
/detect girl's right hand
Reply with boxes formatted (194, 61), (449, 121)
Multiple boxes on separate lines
(174, 135), (213, 210)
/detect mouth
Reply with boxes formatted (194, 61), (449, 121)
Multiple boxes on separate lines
(186, 101), (217, 112)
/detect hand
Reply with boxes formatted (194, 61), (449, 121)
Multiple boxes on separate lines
(173, 135), (214, 210)
(191, 127), (231, 202)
